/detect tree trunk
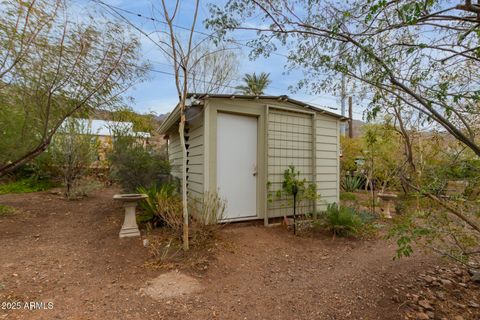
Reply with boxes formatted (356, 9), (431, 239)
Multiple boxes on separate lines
(0, 140), (50, 178)
(179, 112), (189, 251)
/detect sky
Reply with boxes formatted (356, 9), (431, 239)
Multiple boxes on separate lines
(77, 0), (365, 119)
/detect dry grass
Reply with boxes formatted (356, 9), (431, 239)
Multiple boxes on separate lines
(143, 227), (221, 272)
(143, 192), (227, 271)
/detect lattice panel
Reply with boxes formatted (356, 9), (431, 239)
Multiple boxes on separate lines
(267, 108), (315, 218)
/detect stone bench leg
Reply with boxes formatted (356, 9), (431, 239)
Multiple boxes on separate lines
(119, 202), (140, 238)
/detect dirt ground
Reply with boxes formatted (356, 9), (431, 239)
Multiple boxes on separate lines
(0, 189), (475, 319)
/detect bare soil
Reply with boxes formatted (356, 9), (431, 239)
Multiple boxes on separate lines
(139, 271), (202, 301)
(0, 189), (476, 319)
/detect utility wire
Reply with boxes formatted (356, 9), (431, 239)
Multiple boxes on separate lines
(147, 66), (338, 110)
(147, 57), (338, 100)
(92, 0), (292, 59)
(91, 0), (340, 110)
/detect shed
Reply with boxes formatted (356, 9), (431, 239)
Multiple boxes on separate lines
(159, 94), (346, 224)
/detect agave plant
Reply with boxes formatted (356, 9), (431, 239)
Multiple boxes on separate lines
(137, 182), (180, 227)
(341, 175), (365, 192)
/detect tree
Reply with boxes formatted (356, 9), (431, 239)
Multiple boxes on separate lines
(189, 41), (239, 94)
(0, 0), (147, 178)
(340, 136), (362, 176)
(108, 135), (170, 192)
(50, 118), (98, 198)
(108, 106), (159, 133)
(207, 0), (480, 260)
(361, 122), (403, 193)
(207, 0), (480, 155)
(99, 0), (204, 250)
(157, 0), (199, 251)
(235, 72), (271, 95)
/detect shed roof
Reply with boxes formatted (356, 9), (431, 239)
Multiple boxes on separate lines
(158, 93), (347, 134)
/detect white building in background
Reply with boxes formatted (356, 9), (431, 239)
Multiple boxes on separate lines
(59, 118), (152, 168)
(61, 118), (150, 139)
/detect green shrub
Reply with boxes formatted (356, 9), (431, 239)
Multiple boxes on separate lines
(341, 175), (365, 192)
(387, 212), (432, 259)
(0, 178), (56, 195)
(137, 182), (182, 231)
(318, 203), (363, 237)
(340, 136), (363, 175)
(137, 184), (160, 224)
(422, 159), (480, 196)
(356, 210), (378, 224)
(340, 191), (357, 201)
(137, 183), (176, 225)
(6, 152), (60, 187)
(0, 204), (15, 216)
(109, 137), (170, 192)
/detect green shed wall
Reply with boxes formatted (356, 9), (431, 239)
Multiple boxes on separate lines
(166, 97), (340, 222)
(167, 110), (205, 204)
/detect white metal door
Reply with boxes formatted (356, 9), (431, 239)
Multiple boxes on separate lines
(217, 112), (257, 219)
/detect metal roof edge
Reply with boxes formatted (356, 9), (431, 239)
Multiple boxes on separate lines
(158, 93), (347, 134)
(191, 93), (345, 120)
(157, 103), (180, 134)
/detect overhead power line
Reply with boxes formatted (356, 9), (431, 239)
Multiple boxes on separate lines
(93, 1), (293, 60)
(146, 66), (338, 110)
(146, 59), (337, 101)
(91, 0), (340, 110)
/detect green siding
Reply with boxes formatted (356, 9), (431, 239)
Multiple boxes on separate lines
(316, 116), (340, 209)
(166, 97), (340, 222)
(167, 114), (205, 204)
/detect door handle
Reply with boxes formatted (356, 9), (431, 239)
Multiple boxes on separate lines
(253, 165), (257, 176)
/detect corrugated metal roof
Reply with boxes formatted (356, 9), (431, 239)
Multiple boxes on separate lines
(158, 93), (347, 134)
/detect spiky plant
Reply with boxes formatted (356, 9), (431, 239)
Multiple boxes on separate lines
(341, 175), (365, 192)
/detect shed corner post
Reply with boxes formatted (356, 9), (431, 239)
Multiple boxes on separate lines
(312, 112), (317, 215)
(336, 119), (341, 204)
(264, 104), (270, 227)
(203, 102), (210, 194)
